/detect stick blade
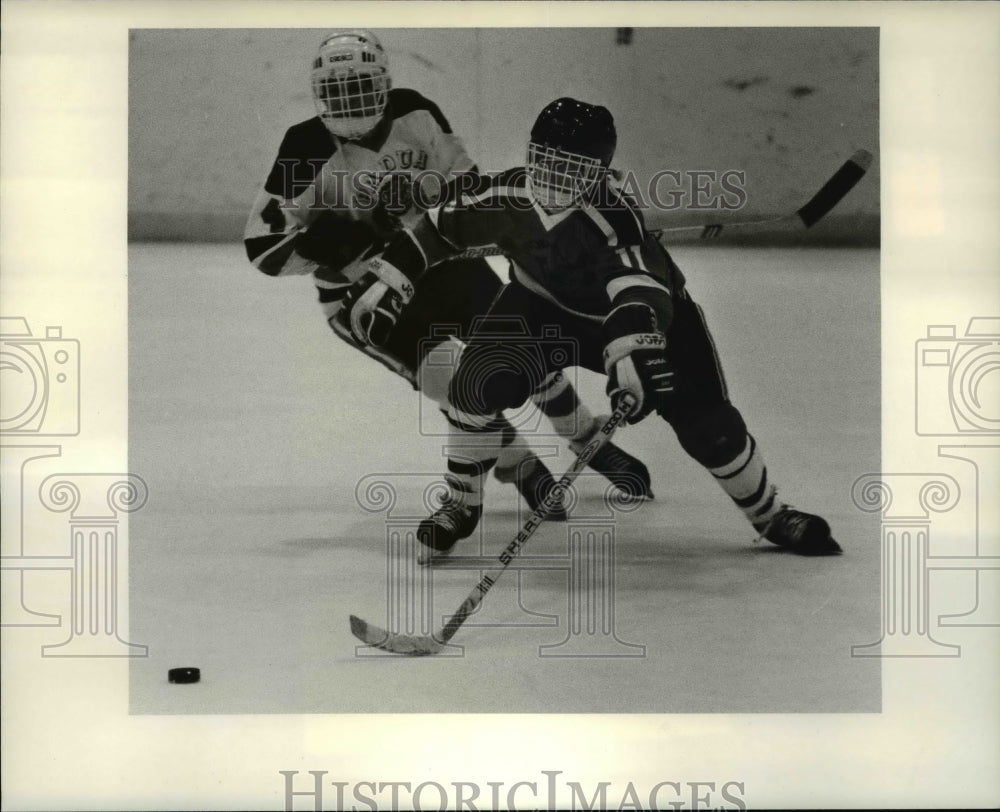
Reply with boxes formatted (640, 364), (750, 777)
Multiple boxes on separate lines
(850, 148), (873, 172)
(349, 615), (445, 656)
(796, 148), (873, 228)
(349, 614), (387, 645)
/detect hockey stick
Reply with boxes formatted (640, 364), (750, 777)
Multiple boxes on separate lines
(680, 148), (874, 239)
(454, 149), (873, 258)
(349, 393), (637, 656)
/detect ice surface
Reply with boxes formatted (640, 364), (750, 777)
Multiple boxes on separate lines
(128, 243), (880, 714)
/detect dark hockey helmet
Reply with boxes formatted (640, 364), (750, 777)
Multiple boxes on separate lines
(527, 98), (617, 211)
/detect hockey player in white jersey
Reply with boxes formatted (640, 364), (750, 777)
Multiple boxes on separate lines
(245, 31), (653, 528)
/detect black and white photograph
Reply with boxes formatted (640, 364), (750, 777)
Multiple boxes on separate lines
(127, 27), (880, 716)
(2, 2), (998, 810)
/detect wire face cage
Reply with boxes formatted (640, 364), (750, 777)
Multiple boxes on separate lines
(527, 142), (605, 210)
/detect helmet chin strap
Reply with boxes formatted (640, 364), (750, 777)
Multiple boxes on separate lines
(321, 113), (382, 140)
(327, 112), (393, 151)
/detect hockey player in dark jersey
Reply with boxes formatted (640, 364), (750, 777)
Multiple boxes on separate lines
(244, 33), (652, 527)
(341, 96), (842, 557)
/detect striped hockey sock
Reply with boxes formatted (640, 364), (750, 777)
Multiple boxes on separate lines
(708, 434), (781, 530)
(442, 407), (507, 509)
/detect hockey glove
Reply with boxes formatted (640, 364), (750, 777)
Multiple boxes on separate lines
(341, 257), (416, 347)
(603, 302), (674, 424)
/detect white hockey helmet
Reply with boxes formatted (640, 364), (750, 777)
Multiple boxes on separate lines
(311, 29), (391, 139)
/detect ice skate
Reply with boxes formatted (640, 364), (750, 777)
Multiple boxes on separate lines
(756, 507), (842, 556)
(494, 453), (568, 521)
(416, 500), (482, 565)
(570, 416), (654, 500)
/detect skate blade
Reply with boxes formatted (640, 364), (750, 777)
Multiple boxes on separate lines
(620, 490), (654, 502)
(417, 547), (455, 567)
(607, 487), (655, 504)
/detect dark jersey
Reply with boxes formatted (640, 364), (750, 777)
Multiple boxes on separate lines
(382, 167), (686, 331)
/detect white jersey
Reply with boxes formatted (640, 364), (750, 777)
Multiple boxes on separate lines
(244, 88), (476, 304)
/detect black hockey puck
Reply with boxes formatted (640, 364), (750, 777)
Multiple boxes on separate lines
(168, 667), (200, 684)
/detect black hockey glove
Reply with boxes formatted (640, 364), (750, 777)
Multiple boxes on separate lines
(340, 257), (416, 347)
(603, 302), (674, 424)
(297, 211), (378, 270)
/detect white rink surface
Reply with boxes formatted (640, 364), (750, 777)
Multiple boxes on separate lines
(128, 243), (881, 714)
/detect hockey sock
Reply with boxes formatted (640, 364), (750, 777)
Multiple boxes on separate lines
(707, 434), (781, 529)
(442, 407), (506, 509)
(531, 371), (595, 443)
(493, 417), (535, 474)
